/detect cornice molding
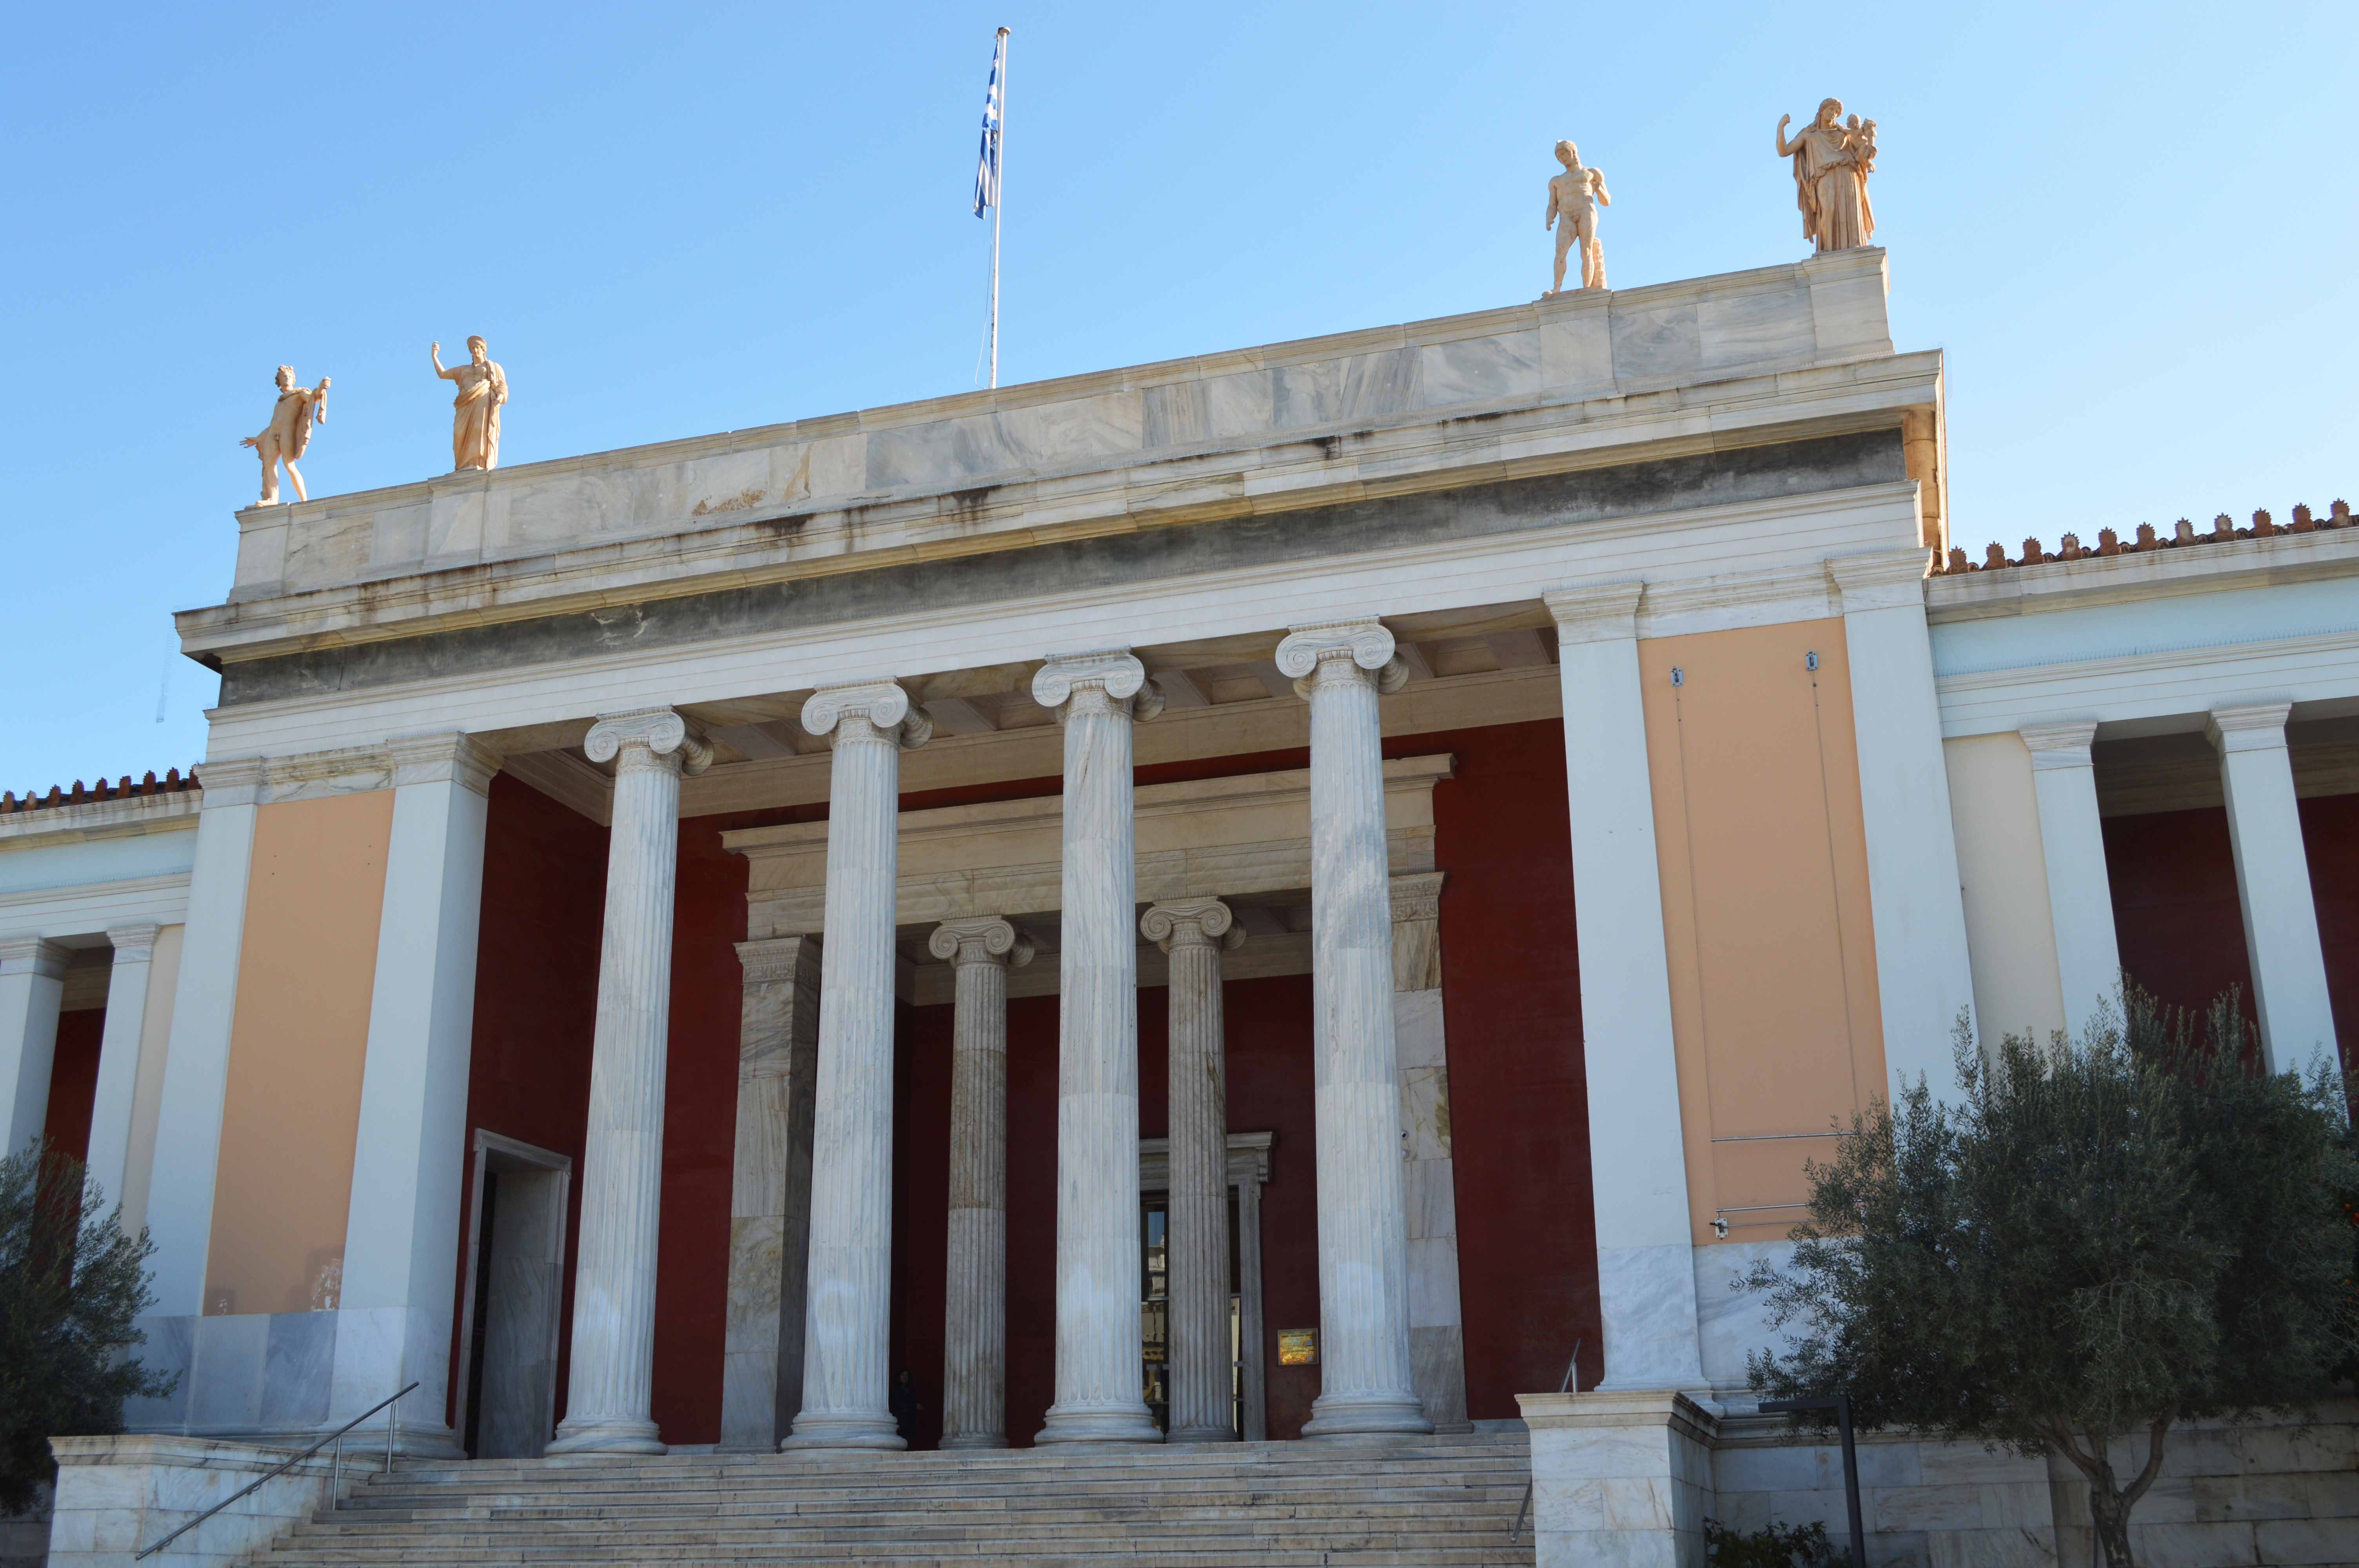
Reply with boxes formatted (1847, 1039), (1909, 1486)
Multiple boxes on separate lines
(2206, 702), (2294, 755)
(2018, 721), (2100, 770)
(1544, 583), (1644, 644)
(0, 936), (72, 980)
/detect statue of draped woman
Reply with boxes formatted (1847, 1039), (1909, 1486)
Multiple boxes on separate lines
(430, 336), (508, 471)
(1775, 99), (1875, 252)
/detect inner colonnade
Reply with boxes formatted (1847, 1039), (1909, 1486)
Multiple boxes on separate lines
(545, 620), (1434, 1455)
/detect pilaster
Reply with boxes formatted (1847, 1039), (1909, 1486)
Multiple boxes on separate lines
(0, 936), (71, 1157)
(1543, 585), (1705, 1393)
(2207, 703), (2339, 1077)
(720, 933), (822, 1452)
(1390, 871), (1470, 1432)
(2018, 722), (2121, 1041)
(83, 926), (160, 1220)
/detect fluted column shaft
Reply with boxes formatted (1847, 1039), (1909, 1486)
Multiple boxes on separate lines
(1279, 620), (1432, 1438)
(1034, 650), (1164, 1445)
(789, 682), (929, 1449)
(1145, 898), (1243, 1443)
(549, 708), (711, 1455)
(934, 918), (1032, 1449)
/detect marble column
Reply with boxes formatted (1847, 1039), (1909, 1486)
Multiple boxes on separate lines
(1033, 649), (1164, 1446)
(2207, 702), (2339, 1076)
(1141, 898), (1244, 1444)
(1277, 617), (1431, 1438)
(1545, 584), (1706, 1394)
(787, 681), (930, 1450)
(719, 933), (822, 1452)
(547, 708), (711, 1456)
(82, 926), (160, 1214)
(0, 936), (71, 1158)
(2019, 722), (2122, 1042)
(932, 916), (1032, 1450)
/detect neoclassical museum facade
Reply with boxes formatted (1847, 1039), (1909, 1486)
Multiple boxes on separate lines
(6, 250), (2355, 1502)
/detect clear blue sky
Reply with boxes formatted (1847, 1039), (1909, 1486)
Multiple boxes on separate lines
(4, 2), (2352, 790)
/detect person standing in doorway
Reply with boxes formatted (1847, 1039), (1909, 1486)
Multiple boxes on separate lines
(891, 1368), (923, 1446)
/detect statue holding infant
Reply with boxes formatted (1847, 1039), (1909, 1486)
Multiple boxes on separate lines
(1775, 98), (1878, 252)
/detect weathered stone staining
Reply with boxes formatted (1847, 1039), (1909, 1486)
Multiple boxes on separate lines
(932, 915), (1031, 1450)
(546, 707), (712, 1456)
(1034, 650), (1165, 1446)
(1278, 619), (1430, 1439)
(1141, 897), (1245, 1443)
(787, 681), (929, 1451)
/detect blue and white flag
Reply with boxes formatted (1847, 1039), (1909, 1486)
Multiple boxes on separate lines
(973, 31), (1005, 217)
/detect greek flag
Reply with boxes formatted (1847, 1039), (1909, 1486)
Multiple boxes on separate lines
(973, 32), (1005, 217)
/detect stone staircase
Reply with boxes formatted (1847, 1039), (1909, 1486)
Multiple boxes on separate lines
(261, 1433), (1538, 1566)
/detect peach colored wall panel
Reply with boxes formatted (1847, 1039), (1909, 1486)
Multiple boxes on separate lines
(203, 791), (393, 1316)
(1639, 619), (1887, 1245)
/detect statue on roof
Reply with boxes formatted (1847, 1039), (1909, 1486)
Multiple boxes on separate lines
(431, 336), (508, 471)
(239, 365), (329, 506)
(1776, 99), (1877, 252)
(1544, 140), (1611, 295)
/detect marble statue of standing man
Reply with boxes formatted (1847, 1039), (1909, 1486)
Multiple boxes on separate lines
(1545, 140), (1611, 295)
(430, 335), (508, 471)
(239, 365), (329, 505)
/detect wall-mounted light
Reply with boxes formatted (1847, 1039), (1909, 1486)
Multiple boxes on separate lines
(1805, 650), (1820, 672)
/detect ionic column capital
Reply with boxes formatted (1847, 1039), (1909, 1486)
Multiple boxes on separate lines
(386, 731), (505, 796)
(2019, 721), (2099, 771)
(803, 681), (932, 750)
(928, 917), (1034, 970)
(2206, 702), (2294, 755)
(1140, 898), (1246, 953)
(1277, 619), (1407, 697)
(587, 706), (714, 776)
(1031, 650), (1163, 722)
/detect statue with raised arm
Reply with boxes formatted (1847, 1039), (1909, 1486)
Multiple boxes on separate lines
(239, 365), (330, 506)
(1545, 140), (1611, 294)
(1775, 99), (1875, 252)
(430, 335), (508, 471)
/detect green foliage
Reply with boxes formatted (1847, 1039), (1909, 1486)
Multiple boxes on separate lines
(0, 1140), (176, 1515)
(1745, 987), (2357, 1568)
(1703, 1517), (1846, 1567)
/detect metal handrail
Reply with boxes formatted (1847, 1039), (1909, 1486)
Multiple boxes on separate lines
(1508, 1339), (1579, 1546)
(134, 1381), (419, 1561)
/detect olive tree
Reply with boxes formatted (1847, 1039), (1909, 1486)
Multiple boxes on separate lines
(1746, 991), (2357, 1568)
(0, 1141), (176, 1514)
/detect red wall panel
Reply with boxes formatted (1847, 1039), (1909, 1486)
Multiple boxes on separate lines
(42, 1006), (105, 1166)
(2102, 806), (2259, 1028)
(2298, 791), (2359, 1098)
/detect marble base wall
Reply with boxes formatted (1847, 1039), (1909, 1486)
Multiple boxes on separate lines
(1518, 1390), (1717, 1568)
(120, 1308), (457, 1455)
(47, 1435), (347, 1568)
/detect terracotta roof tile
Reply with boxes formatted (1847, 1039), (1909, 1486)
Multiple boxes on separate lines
(0, 767), (200, 816)
(1934, 499), (2351, 576)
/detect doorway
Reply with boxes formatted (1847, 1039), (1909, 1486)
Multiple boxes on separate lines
(455, 1130), (571, 1459)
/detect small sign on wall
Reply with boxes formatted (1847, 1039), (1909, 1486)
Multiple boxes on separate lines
(1278, 1327), (1318, 1366)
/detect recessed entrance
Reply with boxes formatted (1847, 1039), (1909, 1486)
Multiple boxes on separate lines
(1138, 1130), (1272, 1440)
(455, 1130), (571, 1459)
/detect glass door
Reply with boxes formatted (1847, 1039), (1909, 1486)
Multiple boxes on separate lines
(1140, 1200), (1169, 1431)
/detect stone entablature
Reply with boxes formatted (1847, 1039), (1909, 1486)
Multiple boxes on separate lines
(724, 754), (1451, 941)
(183, 251), (1933, 667)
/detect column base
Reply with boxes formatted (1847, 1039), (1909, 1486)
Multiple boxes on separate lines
(1302, 1390), (1433, 1439)
(782, 1410), (907, 1451)
(1165, 1424), (1241, 1445)
(545, 1416), (666, 1456)
(1034, 1401), (1164, 1446)
(939, 1431), (1010, 1450)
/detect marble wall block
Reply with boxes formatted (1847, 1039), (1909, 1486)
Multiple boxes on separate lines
(1520, 1390), (1719, 1568)
(1416, 331), (1542, 410)
(48, 1435), (346, 1568)
(721, 935), (821, 1452)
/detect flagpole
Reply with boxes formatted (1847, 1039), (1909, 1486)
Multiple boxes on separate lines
(989, 25), (1009, 390)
